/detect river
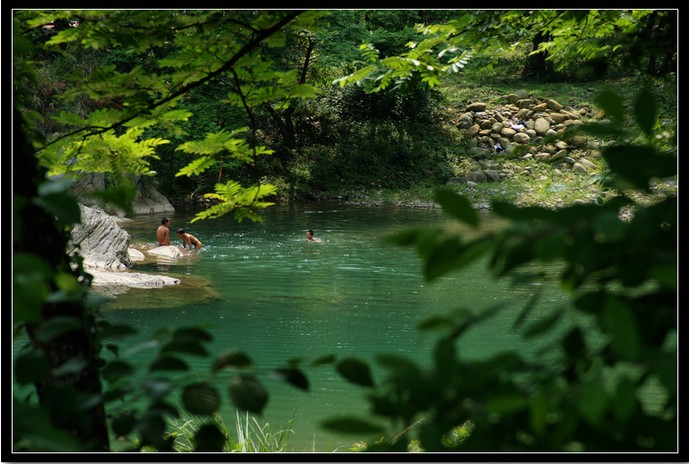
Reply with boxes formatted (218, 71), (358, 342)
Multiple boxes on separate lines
(100, 202), (569, 452)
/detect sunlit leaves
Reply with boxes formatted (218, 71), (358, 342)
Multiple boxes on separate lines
(176, 156), (216, 178)
(176, 128), (275, 179)
(44, 127), (167, 179)
(191, 181), (276, 223)
(334, 27), (473, 92)
(333, 65), (379, 88)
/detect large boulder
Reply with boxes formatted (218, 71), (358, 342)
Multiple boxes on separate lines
(148, 245), (184, 258)
(69, 204), (181, 292)
(130, 177), (176, 215)
(71, 174), (174, 217)
(69, 205), (131, 270)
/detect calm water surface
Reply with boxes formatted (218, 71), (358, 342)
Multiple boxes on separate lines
(101, 202), (569, 452)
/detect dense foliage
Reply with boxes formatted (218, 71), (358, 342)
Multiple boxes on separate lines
(12, 9), (676, 455)
(322, 88), (677, 451)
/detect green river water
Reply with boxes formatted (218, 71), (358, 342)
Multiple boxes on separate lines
(96, 202), (572, 452)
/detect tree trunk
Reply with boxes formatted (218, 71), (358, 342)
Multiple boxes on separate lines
(14, 107), (110, 451)
(525, 31), (554, 80)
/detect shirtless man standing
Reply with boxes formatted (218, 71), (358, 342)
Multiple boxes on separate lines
(157, 217), (171, 246)
(176, 228), (202, 250)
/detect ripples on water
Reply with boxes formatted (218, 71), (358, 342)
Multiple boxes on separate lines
(100, 204), (568, 451)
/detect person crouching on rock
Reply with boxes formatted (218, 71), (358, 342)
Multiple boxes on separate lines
(177, 228), (202, 250)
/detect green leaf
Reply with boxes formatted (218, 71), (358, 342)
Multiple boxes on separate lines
(53, 272), (81, 294)
(13, 399), (83, 451)
(320, 417), (385, 435)
(34, 316), (82, 343)
(594, 89), (624, 124)
(111, 413), (137, 436)
(417, 315), (456, 332)
(229, 375), (269, 414)
(375, 354), (423, 380)
(496, 241), (533, 276)
(89, 184), (137, 216)
(484, 394), (529, 414)
(633, 86), (657, 138)
(561, 327), (586, 360)
(602, 296), (640, 360)
(102, 360), (134, 382)
(612, 376), (638, 423)
(433, 188), (479, 226)
(52, 356), (88, 377)
(141, 378), (173, 400)
(603, 145), (676, 191)
(273, 368), (310, 391)
(182, 382), (221, 416)
(176, 156), (217, 177)
(173, 326), (213, 343)
(577, 381), (608, 426)
(37, 178), (74, 196)
(522, 308), (563, 338)
(512, 291), (541, 330)
(161, 341), (209, 357)
(529, 394), (548, 436)
(13, 254), (52, 324)
(98, 321), (138, 339)
(135, 412), (167, 448)
(310, 354), (337, 366)
(149, 355), (190, 372)
(212, 350), (253, 372)
(424, 236), (494, 282)
(14, 351), (50, 384)
(33, 193), (81, 226)
(335, 357), (375, 388)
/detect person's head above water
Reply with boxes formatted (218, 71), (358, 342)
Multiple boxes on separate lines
(161, 217), (170, 226)
(177, 228), (185, 235)
(306, 229), (321, 242)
